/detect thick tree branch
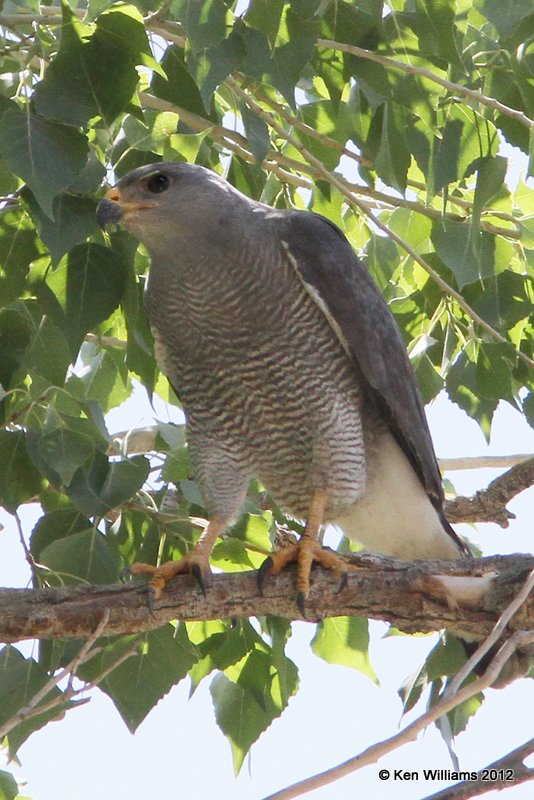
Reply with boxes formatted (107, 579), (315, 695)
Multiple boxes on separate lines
(1, 554), (533, 644)
(421, 738), (534, 799)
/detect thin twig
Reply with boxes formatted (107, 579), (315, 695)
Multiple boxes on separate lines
(444, 569), (534, 698)
(0, 611), (111, 740)
(84, 332), (128, 350)
(228, 77), (534, 370)
(316, 40), (533, 130)
(245, 83), (519, 238)
(440, 455), (533, 471)
(421, 737), (534, 799)
(261, 630), (534, 800)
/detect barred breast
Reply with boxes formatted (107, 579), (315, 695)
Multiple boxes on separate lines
(146, 230), (367, 524)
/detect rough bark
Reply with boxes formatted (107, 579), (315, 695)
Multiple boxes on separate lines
(445, 457), (534, 527)
(1, 553), (533, 644)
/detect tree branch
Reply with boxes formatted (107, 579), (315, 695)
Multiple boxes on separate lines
(316, 40), (533, 130)
(421, 738), (534, 799)
(262, 628), (534, 800)
(227, 77), (534, 370)
(1, 554), (533, 644)
(445, 457), (534, 527)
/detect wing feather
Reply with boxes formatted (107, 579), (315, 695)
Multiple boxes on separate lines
(281, 210), (445, 508)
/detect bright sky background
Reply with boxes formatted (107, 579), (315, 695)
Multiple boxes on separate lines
(1, 388), (534, 800)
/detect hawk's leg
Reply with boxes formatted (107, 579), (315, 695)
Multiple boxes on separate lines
(258, 489), (346, 615)
(129, 516), (226, 601)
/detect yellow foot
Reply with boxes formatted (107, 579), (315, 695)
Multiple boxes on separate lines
(257, 536), (346, 616)
(129, 552), (212, 602)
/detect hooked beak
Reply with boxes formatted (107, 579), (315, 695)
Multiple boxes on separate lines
(96, 187), (124, 229)
(96, 187), (159, 229)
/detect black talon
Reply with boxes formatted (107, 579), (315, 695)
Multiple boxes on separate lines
(297, 590), (307, 618)
(120, 565), (132, 583)
(147, 585), (157, 616)
(335, 571), (349, 594)
(257, 556), (273, 595)
(191, 562), (207, 595)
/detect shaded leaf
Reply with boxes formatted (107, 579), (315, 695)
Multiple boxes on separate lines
(0, 645), (66, 756)
(151, 45), (208, 117)
(45, 243), (127, 358)
(30, 508), (91, 561)
(40, 528), (122, 585)
(23, 190), (98, 266)
(0, 770), (18, 800)
(0, 431), (44, 512)
(431, 221), (512, 288)
(171, 0), (233, 51)
(0, 110), (88, 218)
(414, 0), (463, 67)
(33, 2), (148, 127)
(241, 102), (270, 164)
(37, 427), (94, 487)
(67, 453), (150, 517)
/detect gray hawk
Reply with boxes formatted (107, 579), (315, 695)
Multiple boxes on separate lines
(96, 162), (469, 608)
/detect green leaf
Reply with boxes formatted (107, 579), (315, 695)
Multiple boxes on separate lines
(270, 9), (320, 105)
(186, 30), (246, 106)
(45, 243), (127, 358)
(431, 221), (512, 288)
(522, 392), (534, 429)
(265, 616), (296, 707)
(23, 190), (97, 266)
(150, 45), (208, 117)
(529, 122), (534, 179)
(475, 342), (515, 401)
(432, 107), (499, 195)
(413, 0), (463, 67)
(211, 663), (297, 775)
(475, 0), (534, 40)
(92, 624), (199, 732)
(72, 345), (130, 411)
(0, 645), (66, 756)
(0, 769), (18, 800)
(0, 431), (44, 512)
(320, 0), (381, 46)
(190, 625), (256, 691)
(311, 617), (378, 681)
(414, 353), (444, 404)
(40, 528), (122, 585)
(446, 351), (497, 437)
(0, 110), (88, 218)
(245, 0), (285, 47)
(21, 314), (72, 388)
(30, 508), (91, 561)
(427, 634), (469, 680)
(240, 102), (270, 165)
(472, 271), (533, 331)
(0, 307), (32, 401)
(171, 0), (233, 50)
(374, 103), (410, 192)
(37, 427), (94, 487)
(470, 156), (508, 245)
(67, 453), (150, 517)
(0, 210), (39, 307)
(33, 2), (148, 127)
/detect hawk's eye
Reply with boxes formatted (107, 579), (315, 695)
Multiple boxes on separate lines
(146, 173), (170, 194)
